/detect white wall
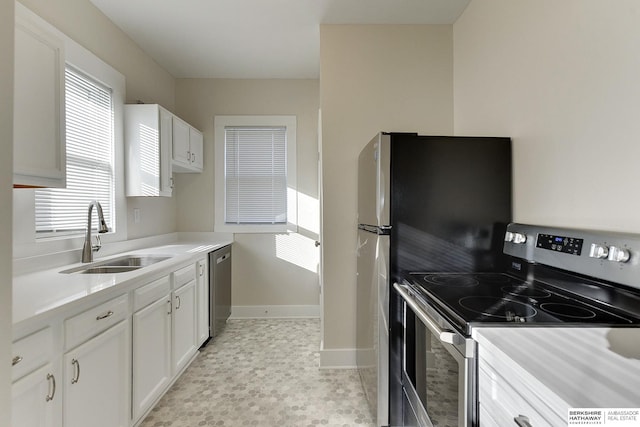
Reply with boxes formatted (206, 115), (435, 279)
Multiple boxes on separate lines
(174, 79), (321, 310)
(0, 0), (13, 423)
(17, 0), (177, 241)
(319, 25), (453, 353)
(454, 0), (640, 232)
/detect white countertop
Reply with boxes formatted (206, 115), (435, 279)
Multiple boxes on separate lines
(13, 235), (233, 331)
(473, 327), (640, 410)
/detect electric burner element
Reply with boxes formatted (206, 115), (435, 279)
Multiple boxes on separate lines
(458, 296), (537, 321)
(539, 303), (597, 319)
(501, 284), (552, 299)
(423, 274), (479, 287)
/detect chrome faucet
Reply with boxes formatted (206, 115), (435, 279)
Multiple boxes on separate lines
(81, 201), (110, 263)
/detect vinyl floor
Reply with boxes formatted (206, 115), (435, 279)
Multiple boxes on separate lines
(140, 318), (375, 427)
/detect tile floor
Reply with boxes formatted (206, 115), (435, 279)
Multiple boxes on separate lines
(140, 318), (376, 427)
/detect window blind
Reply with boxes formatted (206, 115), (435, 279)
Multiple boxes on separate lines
(35, 66), (114, 236)
(224, 126), (287, 224)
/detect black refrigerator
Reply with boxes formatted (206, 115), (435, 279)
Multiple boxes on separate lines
(356, 132), (512, 426)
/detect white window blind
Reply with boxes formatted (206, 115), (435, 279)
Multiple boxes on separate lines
(224, 126), (287, 224)
(35, 66), (114, 236)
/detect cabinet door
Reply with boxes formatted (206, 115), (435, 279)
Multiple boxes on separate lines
(14, 5), (66, 188)
(12, 363), (60, 427)
(189, 128), (204, 171)
(196, 259), (209, 345)
(63, 320), (130, 427)
(172, 117), (191, 168)
(172, 280), (197, 374)
(132, 296), (172, 422)
(159, 107), (173, 196)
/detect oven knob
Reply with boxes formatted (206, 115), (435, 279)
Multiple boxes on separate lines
(589, 243), (609, 259)
(607, 246), (630, 263)
(504, 231), (515, 242)
(512, 233), (527, 244)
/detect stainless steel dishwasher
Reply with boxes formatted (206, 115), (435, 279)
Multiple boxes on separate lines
(209, 245), (231, 338)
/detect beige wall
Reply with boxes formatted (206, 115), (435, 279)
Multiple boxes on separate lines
(1, 0), (13, 423)
(454, 0), (640, 232)
(19, 0), (177, 240)
(174, 79), (320, 307)
(319, 25), (453, 350)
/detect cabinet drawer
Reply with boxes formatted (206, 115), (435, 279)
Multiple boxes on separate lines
(479, 362), (564, 427)
(173, 264), (195, 289)
(65, 294), (129, 350)
(12, 327), (53, 382)
(134, 276), (171, 311)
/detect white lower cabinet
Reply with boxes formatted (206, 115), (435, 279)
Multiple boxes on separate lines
(132, 294), (172, 421)
(63, 319), (130, 427)
(12, 363), (60, 427)
(12, 258), (213, 427)
(196, 258), (209, 345)
(478, 343), (565, 427)
(172, 279), (197, 374)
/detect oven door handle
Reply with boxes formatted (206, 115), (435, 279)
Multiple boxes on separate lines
(394, 282), (457, 345)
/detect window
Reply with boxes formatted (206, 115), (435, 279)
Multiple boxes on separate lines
(35, 66), (115, 237)
(214, 116), (297, 233)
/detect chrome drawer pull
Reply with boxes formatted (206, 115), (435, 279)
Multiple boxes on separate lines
(46, 373), (56, 402)
(176, 295), (181, 310)
(96, 310), (114, 320)
(12, 356), (23, 366)
(71, 359), (80, 384)
(514, 415), (533, 427)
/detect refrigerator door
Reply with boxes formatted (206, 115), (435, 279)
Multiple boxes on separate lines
(356, 228), (390, 427)
(358, 133), (391, 228)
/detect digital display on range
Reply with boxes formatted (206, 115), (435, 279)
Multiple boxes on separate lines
(536, 233), (583, 256)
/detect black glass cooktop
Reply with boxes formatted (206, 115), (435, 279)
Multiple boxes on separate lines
(404, 272), (640, 335)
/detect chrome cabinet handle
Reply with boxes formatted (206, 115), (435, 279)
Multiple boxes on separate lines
(514, 415), (533, 427)
(46, 373), (56, 402)
(96, 310), (114, 320)
(12, 356), (23, 366)
(167, 299), (172, 315)
(71, 359), (80, 384)
(191, 153), (196, 163)
(394, 282), (457, 345)
(176, 295), (181, 310)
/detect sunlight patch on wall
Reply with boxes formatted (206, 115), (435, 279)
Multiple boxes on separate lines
(296, 191), (319, 235)
(275, 233), (319, 273)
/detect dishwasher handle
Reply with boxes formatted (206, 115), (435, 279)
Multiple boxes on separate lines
(216, 253), (230, 264)
(393, 282), (457, 345)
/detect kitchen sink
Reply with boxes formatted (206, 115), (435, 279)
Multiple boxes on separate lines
(61, 255), (172, 274)
(79, 266), (142, 274)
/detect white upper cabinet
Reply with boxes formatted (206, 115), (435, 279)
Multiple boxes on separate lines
(124, 104), (174, 197)
(13, 3), (66, 188)
(172, 117), (204, 173)
(124, 105), (202, 196)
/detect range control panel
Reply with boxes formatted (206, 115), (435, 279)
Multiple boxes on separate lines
(503, 223), (640, 292)
(536, 233), (584, 256)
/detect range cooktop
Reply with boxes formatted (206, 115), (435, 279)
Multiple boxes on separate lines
(403, 272), (640, 336)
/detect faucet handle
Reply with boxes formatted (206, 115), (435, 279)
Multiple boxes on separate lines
(92, 235), (102, 252)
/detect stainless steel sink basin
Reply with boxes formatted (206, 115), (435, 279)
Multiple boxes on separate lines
(98, 255), (171, 268)
(61, 255), (172, 274)
(79, 266), (142, 274)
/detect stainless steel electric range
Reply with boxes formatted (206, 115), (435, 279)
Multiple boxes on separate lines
(393, 223), (640, 427)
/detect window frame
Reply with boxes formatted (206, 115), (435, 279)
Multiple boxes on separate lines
(214, 115), (297, 233)
(35, 65), (116, 239)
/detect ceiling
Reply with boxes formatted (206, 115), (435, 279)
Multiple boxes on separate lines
(90, 0), (471, 79)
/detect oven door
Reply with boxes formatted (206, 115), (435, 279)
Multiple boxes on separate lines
(394, 283), (477, 427)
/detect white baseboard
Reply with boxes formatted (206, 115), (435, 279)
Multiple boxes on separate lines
(230, 304), (320, 319)
(319, 347), (358, 369)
